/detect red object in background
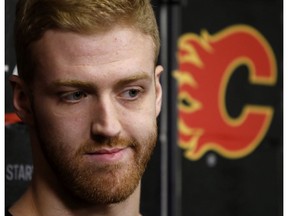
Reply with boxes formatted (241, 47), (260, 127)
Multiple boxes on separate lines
(5, 113), (22, 125)
(175, 25), (277, 160)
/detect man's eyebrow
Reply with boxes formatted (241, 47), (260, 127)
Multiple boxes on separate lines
(49, 72), (152, 89)
(115, 72), (153, 86)
(50, 80), (95, 90)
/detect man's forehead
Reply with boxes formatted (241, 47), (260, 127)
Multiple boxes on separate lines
(37, 26), (153, 50)
(31, 27), (155, 68)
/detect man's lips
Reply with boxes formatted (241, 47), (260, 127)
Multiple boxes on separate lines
(88, 148), (124, 155)
(84, 147), (130, 163)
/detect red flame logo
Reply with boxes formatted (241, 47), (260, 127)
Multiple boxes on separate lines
(174, 25), (277, 160)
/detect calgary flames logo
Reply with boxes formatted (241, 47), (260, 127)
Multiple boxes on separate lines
(174, 25), (277, 160)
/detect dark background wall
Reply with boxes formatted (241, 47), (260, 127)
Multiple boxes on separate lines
(5, 0), (283, 216)
(179, 1), (282, 216)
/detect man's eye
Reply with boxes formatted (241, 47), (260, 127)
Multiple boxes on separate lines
(120, 88), (142, 100)
(61, 91), (87, 102)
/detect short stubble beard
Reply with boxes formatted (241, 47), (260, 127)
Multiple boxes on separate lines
(35, 120), (158, 205)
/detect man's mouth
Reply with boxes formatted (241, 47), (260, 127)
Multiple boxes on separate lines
(89, 148), (124, 154)
(84, 147), (131, 163)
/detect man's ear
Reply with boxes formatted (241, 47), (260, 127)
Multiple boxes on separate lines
(154, 65), (163, 117)
(9, 75), (34, 125)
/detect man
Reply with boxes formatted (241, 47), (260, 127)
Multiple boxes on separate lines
(8, 0), (163, 215)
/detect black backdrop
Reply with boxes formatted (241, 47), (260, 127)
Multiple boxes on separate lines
(5, 0), (283, 216)
(177, 1), (282, 216)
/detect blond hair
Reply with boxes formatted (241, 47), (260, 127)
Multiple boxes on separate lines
(15, 0), (160, 83)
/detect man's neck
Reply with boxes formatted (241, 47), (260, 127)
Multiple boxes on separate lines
(9, 178), (142, 216)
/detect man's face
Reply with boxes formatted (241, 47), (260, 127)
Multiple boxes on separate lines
(28, 26), (162, 204)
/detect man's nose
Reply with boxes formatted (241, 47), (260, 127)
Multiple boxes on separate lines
(91, 96), (121, 137)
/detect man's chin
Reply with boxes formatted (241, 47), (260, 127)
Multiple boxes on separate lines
(67, 166), (141, 204)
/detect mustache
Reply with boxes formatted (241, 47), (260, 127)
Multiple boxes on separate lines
(76, 136), (137, 154)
